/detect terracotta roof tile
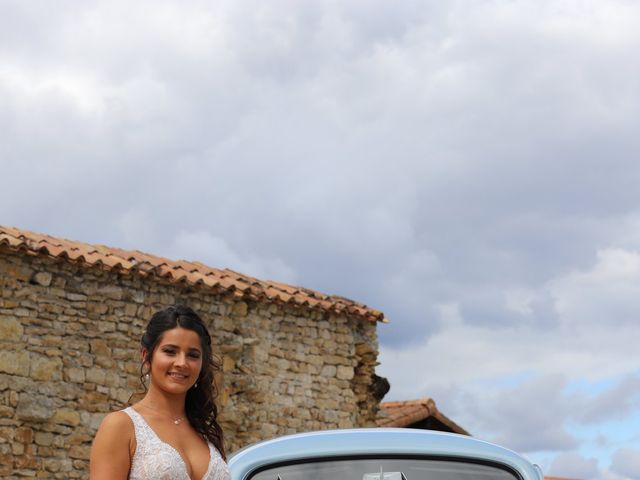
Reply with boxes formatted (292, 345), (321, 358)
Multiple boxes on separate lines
(35, 243), (60, 257)
(377, 398), (469, 435)
(101, 255), (131, 270)
(0, 225), (387, 323)
(200, 275), (219, 288)
(1, 233), (24, 248)
(183, 270), (205, 285)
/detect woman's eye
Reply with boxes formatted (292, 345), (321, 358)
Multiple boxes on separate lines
(163, 349), (176, 355)
(189, 353), (201, 359)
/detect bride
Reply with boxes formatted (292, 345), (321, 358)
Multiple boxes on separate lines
(90, 305), (230, 480)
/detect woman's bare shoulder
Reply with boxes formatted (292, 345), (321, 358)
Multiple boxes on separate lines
(90, 410), (135, 480)
(99, 410), (134, 431)
(93, 409), (136, 449)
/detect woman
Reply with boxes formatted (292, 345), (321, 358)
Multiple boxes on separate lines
(90, 305), (230, 480)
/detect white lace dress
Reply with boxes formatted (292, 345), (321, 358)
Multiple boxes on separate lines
(123, 407), (230, 480)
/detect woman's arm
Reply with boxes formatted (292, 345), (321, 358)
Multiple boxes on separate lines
(89, 411), (134, 480)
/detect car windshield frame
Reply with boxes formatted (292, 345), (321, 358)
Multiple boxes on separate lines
(246, 453), (524, 480)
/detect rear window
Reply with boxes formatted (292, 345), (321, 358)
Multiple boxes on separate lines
(250, 457), (519, 480)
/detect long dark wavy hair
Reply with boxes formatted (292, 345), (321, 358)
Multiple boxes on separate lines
(138, 305), (225, 459)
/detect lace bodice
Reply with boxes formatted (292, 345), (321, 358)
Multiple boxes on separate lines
(123, 407), (230, 480)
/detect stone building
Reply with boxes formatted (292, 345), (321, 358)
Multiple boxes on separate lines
(0, 225), (388, 479)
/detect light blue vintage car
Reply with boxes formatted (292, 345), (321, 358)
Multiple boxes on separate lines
(229, 428), (544, 480)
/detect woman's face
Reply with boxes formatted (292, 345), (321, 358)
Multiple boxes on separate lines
(146, 327), (203, 395)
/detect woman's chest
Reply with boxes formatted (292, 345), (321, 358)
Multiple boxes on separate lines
(131, 431), (213, 480)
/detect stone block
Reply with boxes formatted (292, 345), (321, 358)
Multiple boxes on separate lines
(43, 458), (61, 472)
(103, 371), (120, 387)
(338, 418), (352, 428)
(355, 342), (375, 356)
(52, 409), (80, 426)
(16, 394), (54, 422)
(87, 302), (109, 315)
(73, 459), (88, 470)
(85, 368), (106, 385)
(66, 292), (87, 302)
(327, 355), (346, 365)
(219, 343), (242, 354)
(0, 459), (11, 478)
(0, 350), (30, 376)
(68, 445), (90, 460)
(124, 303), (138, 316)
(2, 263), (32, 281)
(30, 354), (63, 381)
(66, 432), (91, 445)
(90, 339), (110, 357)
(232, 302), (248, 317)
(124, 361), (139, 374)
(276, 358), (290, 370)
(260, 423), (278, 438)
(35, 432), (54, 447)
(306, 355), (323, 366)
(0, 405), (13, 418)
(79, 354), (93, 368)
(64, 368), (85, 384)
(12, 441), (25, 454)
(0, 426), (12, 442)
(321, 365), (337, 378)
(15, 427), (33, 444)
(97, 286), (123, 300)
(86, 413), (105, 430)
(13, 308), (31, 317)
(337, 366), (355, 380)
(0, 316), (24, 341)
(0, 299), (19, 308)
(111, 387), (131, 404)
(14, 452), (40, 469)
(97, 321), (116, 333)
(222, 356), (235, 372)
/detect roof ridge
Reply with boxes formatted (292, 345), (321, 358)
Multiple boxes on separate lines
(377, 397), (468, 436)
(0, 224), (387, 323)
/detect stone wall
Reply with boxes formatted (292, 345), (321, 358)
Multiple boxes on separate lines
(0, 247), (381, 479)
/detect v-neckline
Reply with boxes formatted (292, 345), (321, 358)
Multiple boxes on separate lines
(130, 406), (214, 480)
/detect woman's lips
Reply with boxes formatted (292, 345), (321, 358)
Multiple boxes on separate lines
(168, 372), (189, 382)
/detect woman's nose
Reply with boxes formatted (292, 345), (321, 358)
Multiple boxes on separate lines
(174, 352), (187, 366)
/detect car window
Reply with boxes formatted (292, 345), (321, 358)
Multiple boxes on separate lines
(249, 457), (519, 480)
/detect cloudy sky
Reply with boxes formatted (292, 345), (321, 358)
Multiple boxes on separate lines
(2, 0), (640, 477)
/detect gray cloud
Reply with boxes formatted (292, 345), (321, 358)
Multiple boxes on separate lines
(415, 373), (640, 460)
(428, 375), (579, 453)
(548, 452), (600, 479)
(578, 374), (640, 424)
(611, 448), (640, 479)
(487, 376), (578, 452)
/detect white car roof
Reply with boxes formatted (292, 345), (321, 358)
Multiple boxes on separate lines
(229, 428), (543, 480)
